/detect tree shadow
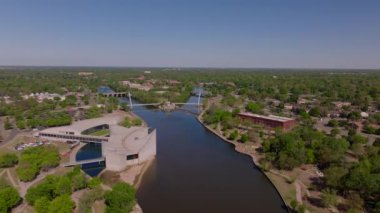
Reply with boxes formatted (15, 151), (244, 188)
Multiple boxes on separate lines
(307, 196), (324, 208)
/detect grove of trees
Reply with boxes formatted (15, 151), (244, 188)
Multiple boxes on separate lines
(16, 145), (60, 182)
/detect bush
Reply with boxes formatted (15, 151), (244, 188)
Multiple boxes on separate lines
(4, 117), (13, 130)
(321, 188), (338, 208)
(121, 117), (143, 128)
(88, 177), (102, 189)
(16, 164), (39, 182)
(131, 118), (142, 126)
(48, 195), (75, 213)
(26, 175), (59, 205)
(290, 199), (298, 210)
(0, 153), (18, 168)
(54, 176), (72, 196)
(239, 134), (249, 143)
(34, 197), (50, 213)
(374, 138), (380, 147)
(309, 107), (321, 117)
(245, 102), (263, 114)
(121, 117), (131, 128)
(16, 145), (60, 182)
(0, 186), (21, 212)
(105, 183), (136, 213)
(327, 119), (338, 127)
(71, 173), (87, 191)
(78, 187), (104, 213)
(228, 130), (238, 141)
(363, 125), (377, 134)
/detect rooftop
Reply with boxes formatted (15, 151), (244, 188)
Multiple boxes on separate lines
(39, 111), (152, 154)
(238, 112), (295, 122)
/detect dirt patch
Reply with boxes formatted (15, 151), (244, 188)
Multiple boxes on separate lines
(99, 170), (121, 187)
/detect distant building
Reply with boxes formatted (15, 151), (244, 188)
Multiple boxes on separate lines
(166, 79), (181, 85)
(238, 112), (296, 130)
(22, 92), (66, 103)
(1, 96), (13, 104)
(332, 101), (351, 108)
(78, 72), (93, 76)
(120, 81), (152, 91)
(297, 98), (311, 105)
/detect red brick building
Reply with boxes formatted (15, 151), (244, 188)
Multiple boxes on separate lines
(238, 112), (296, 130)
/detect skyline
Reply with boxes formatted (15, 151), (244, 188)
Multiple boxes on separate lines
(1, 0), (380, 69)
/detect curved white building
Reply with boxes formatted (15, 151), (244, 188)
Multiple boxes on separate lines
(37, 112), (157, 171)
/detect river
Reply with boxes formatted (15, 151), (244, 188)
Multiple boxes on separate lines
(132, 96), (287, 213)
(76, 88), (287, 212)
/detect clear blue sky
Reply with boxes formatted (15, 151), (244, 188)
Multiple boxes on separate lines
(1, 0), (380, 68)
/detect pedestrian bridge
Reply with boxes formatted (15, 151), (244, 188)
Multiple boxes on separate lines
(62, 157), (105, 167)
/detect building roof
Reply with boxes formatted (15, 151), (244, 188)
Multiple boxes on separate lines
(39, 112), (152, 154)
(238, 112), (295, 122)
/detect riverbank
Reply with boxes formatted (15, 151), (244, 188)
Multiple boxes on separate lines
(119, 157), (154, 189)
(196, 111), (292, 211)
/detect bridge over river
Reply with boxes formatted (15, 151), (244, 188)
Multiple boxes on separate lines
(63, 157), (105, 167)
(98, 86), (203, 108)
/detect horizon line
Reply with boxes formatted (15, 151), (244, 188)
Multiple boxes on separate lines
(1, 64), (380, 71)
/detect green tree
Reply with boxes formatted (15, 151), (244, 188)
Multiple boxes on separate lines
(120, 102), (130, 112)
(327, 119), (339, 127)
(131, 118), (142, 126)
(316, 137), (349, 165)
(266, 132), (308, 170)
(330, 128), (340, 137)
(348, 111), (361, 121)
(239, 134), (249, 143)
(228, 130), (238, 140)
(105, 183), (136, 213)
(0, 153), (18, 168)
(323, 166), (348, 188)
(88, 177), (102, 189)
(16, 164), (39, 182)
(348, 134), (367, 145)
(55, 176), (72, 195)
(17, 145), (60, 182)
(309, 107), (321, 117)
(121, 117), (131, 127)
(34, 197), (50, 213)
(16, 119), (26, 129)
(71, 173), (87, 191)
(346, 192), (364, 212)
(245, 102), (263, 114)
(48, 195), (75, 213)
(4, 117), (13, 130)
(0, 186), (21, 212)
(78, 187), (104, 213)
(321, 188), (338, 208)
(26, 175), (58, 205)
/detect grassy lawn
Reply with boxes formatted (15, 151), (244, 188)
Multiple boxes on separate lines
(88, 129), (110, 137)
(266, 172), (297, 206)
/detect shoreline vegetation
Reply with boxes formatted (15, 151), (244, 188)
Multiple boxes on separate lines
(197, 108), (295, 212)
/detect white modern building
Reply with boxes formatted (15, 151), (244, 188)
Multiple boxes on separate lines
(37, 112), (156, 171)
